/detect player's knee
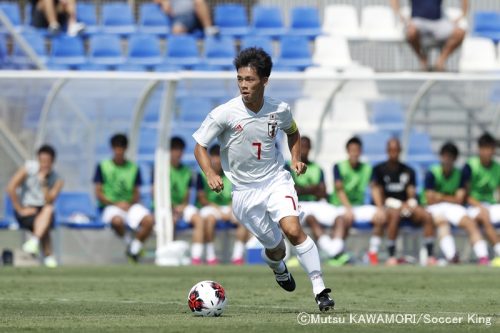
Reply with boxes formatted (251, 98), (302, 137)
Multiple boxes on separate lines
(266, 240), (286, 261)
(437, 222), (450, 238)
(111, 216), (124, 228)
(283, 224), (304, 244)
(42, 204), (54, 214)
(406, 26), (419, 41)
(141, 215), (154, 229)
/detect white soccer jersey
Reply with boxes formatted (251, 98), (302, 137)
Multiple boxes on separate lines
(193, 95), (296, 187)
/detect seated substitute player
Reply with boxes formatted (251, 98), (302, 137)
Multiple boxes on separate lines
(7, 145), (63, 267)
(196, 144), (251, 265)
(371, 138), (436, 266)
(166, 137), (205, 265)
(332, 137), (386, 266)
(461, 133), (500, 266)
(289, 136), (350, 266)
(193, 47), (335, 311)
(424, 142), (489, 265)
(94, 134), (154, 262)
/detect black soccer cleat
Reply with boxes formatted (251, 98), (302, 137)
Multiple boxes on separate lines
(315, 288), (335, 312)
(273, 263), (296, 292)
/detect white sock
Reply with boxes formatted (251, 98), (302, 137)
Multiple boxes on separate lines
(206, 242), (216, 261)
(123, 233), (132, 246)
(191, 242), (203, 259)
(439, 235), (456, 261)
(261, 248), (286, 273)
(29, 236), (40, 245)
(129, 239), (143, 255)
(328, 237), (344, 257)
(369, 236), (381, 253)
(493, 243), (500, 257)
(317, 235), (331, 253)
(295, 236), (326, 295)
(473, 240), (489, 258)
(231, 240), (245, 260)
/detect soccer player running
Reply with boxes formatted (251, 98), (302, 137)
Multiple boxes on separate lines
(193, 48), (334, 311)
(423, 142), (489, 265)
(371, 138), (436, 266)
(461, 133), (500, 266)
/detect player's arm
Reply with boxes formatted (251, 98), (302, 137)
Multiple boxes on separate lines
(195, 175), (212, 207)
(334, 165), (352, 209)
(460, 164), (481, 207)
(286, 123), (306, 175)
(6, 167), (28, 213)
(45, 179), (64, 204)
(370, 167), (385, 208)
(194, 144), (223, 193)
(390, 0), (405, 23)
(93, 165), (113, 206)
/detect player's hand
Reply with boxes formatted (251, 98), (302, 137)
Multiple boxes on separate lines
(17, 207), (37, 217)
(344, 208), (354, 223)
(207, 172), (224, 193)
(291, 160), (307, 176)
(116, 201), (131, 211)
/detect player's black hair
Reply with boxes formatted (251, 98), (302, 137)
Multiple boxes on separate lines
(346, 136), (363, 149)
(233, 47), (273, 78)
(209, 144), (220, 156)
(171, 136), (186, 150)
(478, 132), (496, 147)
(37, 144), (56, 161)
(440, 141), (459, 158)
(110, 133), (128, 148)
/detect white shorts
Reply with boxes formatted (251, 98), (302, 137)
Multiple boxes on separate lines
(426, 203), (467, 226)
(468, 204), (500, 224)
(411, 17), (467, 42)
(101, 203), (151, 230)
(300, 201), (339, 226)
(337, 205), (377, 222)
(199, 205), (233, 220)
(232, 170), (299, 249)
(180, 204), (198, 223)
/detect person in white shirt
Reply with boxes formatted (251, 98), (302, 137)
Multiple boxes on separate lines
(193, 47), (334, 312)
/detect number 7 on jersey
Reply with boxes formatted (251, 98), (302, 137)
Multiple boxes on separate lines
(252, 142), (262, 160)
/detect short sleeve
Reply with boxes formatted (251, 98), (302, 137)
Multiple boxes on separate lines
(333, 164), (342, 181)
(424, 171), (435, 190)
(371, 165), (382, 184)
(193, 111), (225, 148)
(93, 165), (103, 183)
(134, 168), (142, 187)
(460, 164), (472, 188)
(279, 105), (297, 135)
(196, 173), (205, 191)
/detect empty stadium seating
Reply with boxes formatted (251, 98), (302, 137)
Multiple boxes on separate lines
(88, 34), (125, 66)
(214, 3), (250, 38)
(251, 5), (287, 39)
(139, 3), (171, 37)
(289, 6), (321, 39)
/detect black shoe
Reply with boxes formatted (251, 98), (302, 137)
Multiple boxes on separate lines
(273, 263), (296, 292)
(126, 247), (142, 263)
(315, 288), (335, 312)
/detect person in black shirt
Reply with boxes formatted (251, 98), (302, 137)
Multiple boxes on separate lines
(371, 138), (436, 266)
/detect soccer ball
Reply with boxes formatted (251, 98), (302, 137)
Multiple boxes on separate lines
(188, 280), (227, 317)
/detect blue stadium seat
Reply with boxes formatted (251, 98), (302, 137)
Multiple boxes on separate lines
(12, 31), (47, 67)
(76, 3), (100, 35)
(2, 194), (16, 227)
(88, 34), (125, 66)
(164, 35), (201, 68)
(101, 3), (136, 37)
(0, 34), (6, 67)
(473, 11), (500, 43)
(46, 63), (70, 70)
(50, 36), (86, 67)
(273, 65), (301, 72)
(139, 3), (170, 37)
(115, 63), (147, 72)
(240, 35), (273, 56)
(0, 2), (23, 32)
(204, 36), (236, 68)
(127, 34), (162, 67)
(55, 192), (105, 229)
(138, 127), (157, 161)
(370, 100), (404, 133)
(177, 97), (213, 122)
(275, 36), (313, 71)
(252, 5), (287, 39)
(289, 6), (321, 39)
(214, 3), (250, 38)
(358, 131), (392, 161)
(77, 63), (108, 71)
(154, 63), (182, 72)
(408, 131), (433, 155)
(191, 63), (226, 71)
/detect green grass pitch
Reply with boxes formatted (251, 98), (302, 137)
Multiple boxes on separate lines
(0, 265), (498, 332)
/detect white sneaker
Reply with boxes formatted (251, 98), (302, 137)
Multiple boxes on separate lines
(44, 256), (58, 268)
(67, 22), (85, 37)
(22, 238), (40, 256)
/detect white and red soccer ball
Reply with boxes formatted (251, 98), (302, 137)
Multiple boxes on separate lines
(188, 280), (227, 317)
